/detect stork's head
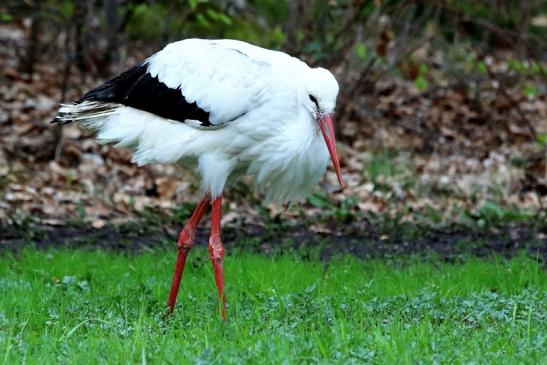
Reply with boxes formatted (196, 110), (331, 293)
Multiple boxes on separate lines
(304, 67), (344, 188)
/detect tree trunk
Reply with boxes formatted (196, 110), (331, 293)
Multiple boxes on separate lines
(104, 0), (120, 66)
(22, 0), (43, 75)
(284, 0), (316, 54)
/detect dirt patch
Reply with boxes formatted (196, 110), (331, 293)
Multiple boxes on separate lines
(0, 221), (544, 263)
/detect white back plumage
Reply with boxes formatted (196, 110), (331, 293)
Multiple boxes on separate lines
(147, 39), (307, 126)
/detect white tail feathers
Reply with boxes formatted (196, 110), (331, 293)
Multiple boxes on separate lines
(62, 104), (202, 166)
(54, 101), (119, 125)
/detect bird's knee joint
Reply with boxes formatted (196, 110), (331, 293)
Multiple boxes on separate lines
(208, 237), (224, 260)
(178, 227), (196, 250)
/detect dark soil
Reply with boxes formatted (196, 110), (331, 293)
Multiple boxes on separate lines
(0, 220), (545, 263)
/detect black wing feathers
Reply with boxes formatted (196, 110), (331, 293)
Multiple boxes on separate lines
(78, 65), (146, 103)
(78, 64), (212, 126)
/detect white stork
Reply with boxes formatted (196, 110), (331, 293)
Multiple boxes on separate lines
(53, 38), (343, 319)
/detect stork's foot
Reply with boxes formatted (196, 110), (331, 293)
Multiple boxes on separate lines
(167, 195), (209, 313)
(209, 196), (227, 320)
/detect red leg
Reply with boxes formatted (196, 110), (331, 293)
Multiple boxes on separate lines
(208, 196), (227, 320)
(167, 195), (210, 313)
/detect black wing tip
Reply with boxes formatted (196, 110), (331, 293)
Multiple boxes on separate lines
(78, 81), (117, 103)
(79, 64), (149, 104)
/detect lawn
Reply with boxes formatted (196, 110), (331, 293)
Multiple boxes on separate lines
(0, 248), (545, 364)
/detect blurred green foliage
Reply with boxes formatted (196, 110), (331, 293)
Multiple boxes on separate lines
(2, 0), (545, 147)
(113, 0), (289, 49)
(3, 0), (545, 70)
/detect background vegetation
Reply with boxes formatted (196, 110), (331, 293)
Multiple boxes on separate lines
(1, 0), (545, 231)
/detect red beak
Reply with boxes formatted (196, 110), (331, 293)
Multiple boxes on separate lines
(318, 114), (344, 188)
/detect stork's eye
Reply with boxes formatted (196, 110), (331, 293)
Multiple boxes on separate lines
(309, 94), (319, 108)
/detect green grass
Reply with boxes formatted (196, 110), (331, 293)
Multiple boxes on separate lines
(0, 249), (545, 364)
